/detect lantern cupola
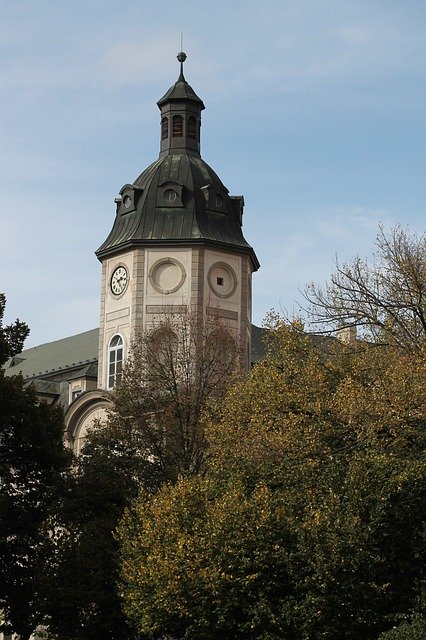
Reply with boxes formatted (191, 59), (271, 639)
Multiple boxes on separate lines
(157, 52), (205, 157)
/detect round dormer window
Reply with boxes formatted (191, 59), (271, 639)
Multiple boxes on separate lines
(164, 189), (177, 203)
(214, 194), (223, 208)
(123, 195), (132, 209)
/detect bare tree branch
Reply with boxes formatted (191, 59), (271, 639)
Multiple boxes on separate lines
(304, 226), (426, 354)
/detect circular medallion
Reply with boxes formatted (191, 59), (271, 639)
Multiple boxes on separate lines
(207, 262), (237, 299)
(110, 266), (128, 296)
(149, 258), (186, 294)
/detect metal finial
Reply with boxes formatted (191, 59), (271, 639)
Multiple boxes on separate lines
(177, 50), (187, 80)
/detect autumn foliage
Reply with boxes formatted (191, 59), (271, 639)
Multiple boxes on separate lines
(118, 318), (425, 640)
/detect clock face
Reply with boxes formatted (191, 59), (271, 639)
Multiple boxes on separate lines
(110, 266), (128, 296)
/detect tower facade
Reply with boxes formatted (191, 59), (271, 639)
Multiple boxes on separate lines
(95, 53), (259, 390)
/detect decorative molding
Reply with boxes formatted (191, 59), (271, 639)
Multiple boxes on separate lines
(206, 306), (238, 321)
(207, 261), (237, 299)
(146, 305), (187, 315)
(148, 257), (186, 294)
(106, 307), (130, 322)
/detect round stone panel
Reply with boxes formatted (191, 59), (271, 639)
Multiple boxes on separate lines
(149, 258), (186, 294)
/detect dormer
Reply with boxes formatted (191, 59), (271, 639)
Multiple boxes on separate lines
(201, 184), (230, 214)
(67, 363), (98, 405)
(157, 180), (184, 208)
(114, 184), (144, 216)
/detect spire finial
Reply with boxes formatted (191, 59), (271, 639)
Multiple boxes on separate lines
(177, 49), (187, 81)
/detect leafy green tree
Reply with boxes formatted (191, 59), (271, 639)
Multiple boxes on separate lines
(305, 226), (426, 354)
(39, 438), (136, 640)
(0, 292), (29, 363)
(0, 295), (70, 640)
(118, 477), (295, 640)
(377, 617), (426, 640)
(118, 319), (425, 640)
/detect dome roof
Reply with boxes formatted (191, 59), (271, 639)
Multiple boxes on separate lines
(96, 153), (259, 270)
(96, 52), (259, 271)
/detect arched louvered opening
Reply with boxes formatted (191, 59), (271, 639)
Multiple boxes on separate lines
(161, 117), (169, 140)
(172, 115), (183, 137)
(187, 116), (197, 140)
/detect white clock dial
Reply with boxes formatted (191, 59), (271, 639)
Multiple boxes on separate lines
(110, 266), (128, 295)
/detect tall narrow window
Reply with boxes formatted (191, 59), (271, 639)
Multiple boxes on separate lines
(161, 117), (168, 140)
(172, 115), (183, 137)
(108, 335), (123, 389)
(187, 116), (196, 140)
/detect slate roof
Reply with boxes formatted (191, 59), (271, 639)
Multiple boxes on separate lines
(251, 324), (267, 362)
(4, 328), (99, 380)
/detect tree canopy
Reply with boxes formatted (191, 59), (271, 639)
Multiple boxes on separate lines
(0, 292), (29, 365)
(118, 319), (425, 640)
(0, 295), (70, 640)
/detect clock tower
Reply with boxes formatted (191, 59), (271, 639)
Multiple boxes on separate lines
(95, 51), (259, 391)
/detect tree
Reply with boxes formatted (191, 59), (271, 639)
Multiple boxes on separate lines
(305, 226), (426, 354)
(39, 439), (137, 640)
(108, 311), (241, 483)
(0, 292), (29, 363)
(118, 319), (425, 640)
(41, 311), (239, 640)
(118, 477), (294, 640)
(377, 617), (426, 640)
(0, 295), (70, 640)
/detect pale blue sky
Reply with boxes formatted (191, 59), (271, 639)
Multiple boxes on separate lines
(1, 0), (425, 346)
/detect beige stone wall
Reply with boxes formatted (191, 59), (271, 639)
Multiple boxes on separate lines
(141, 247), (192, 333)
(203, 248), (253, 368)
(98, 245), (254, 386)
(68, 377), (97, 405)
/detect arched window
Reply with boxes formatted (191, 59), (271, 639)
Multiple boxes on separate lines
(108, 335), (123, 389)
(161, 117), (168, 140)
(187, 116), (196, 140)
(172, 115), (183, 137)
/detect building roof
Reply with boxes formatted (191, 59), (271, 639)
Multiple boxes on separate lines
(4, 328), (99, 380)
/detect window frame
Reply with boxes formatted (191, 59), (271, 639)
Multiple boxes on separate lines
(107, 334), (124, 389)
